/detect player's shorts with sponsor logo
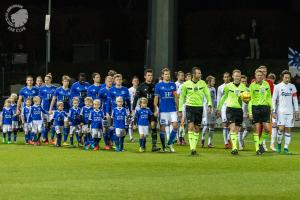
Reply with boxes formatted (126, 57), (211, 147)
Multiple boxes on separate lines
(277, 114), (294, 128)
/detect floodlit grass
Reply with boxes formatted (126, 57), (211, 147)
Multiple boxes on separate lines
(0, 130), (299, 200)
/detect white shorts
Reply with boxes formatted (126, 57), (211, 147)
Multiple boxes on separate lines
(23, 123), (32, 133)
(207, 111), (216, 125)
(221, 105), (227, 123)
(272, 117), (277, 124)
(138, 125), (149, 136)
(70, 125), (80, 135)
(92, 128), (103, 138)
(43, 113), (54, 123)
(32, 120), (43, 133)
(81, 124), (90, 134)
(242, 117), (252, 128)
(2, 124), (12, 133)
(55, 126), (64, 134)
(160, 112), (178, 125)
(115, 128), (126, 137)
(12, 121), (19, 129)
(278, 114), (294, 128)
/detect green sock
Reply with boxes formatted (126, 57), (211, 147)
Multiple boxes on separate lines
(230, 132), (237, 150)
(259, 132), (268, 145)
(253, 133), (259, 151)
(188, 132), (194, 150)
(193, 132), (199, 150)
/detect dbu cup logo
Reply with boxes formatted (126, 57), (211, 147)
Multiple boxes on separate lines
(5, 4), (28, 32)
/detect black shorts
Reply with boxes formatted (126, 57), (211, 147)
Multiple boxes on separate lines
(186, 106), (203, 126)
(252, 105), (271, 124)
(226, 107), (243, 126)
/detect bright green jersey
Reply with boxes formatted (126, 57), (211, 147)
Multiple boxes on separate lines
(217, 82), (247, 110)
(248, 80), (272, 115)
(179, 79), (212, 111)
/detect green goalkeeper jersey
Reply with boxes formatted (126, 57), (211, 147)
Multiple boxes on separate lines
(217, 82), (247, 110)
(248, 80), (272, 115)
(179, 79), (212, 111)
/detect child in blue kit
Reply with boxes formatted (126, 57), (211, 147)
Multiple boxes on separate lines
(0, 99), (14, 144)
(52, 101), (68, 147)
(21, 99), (33, 144)
(89, 99), (104, 151)
(68, 97), (82, 147)
(80, 97), (93, 150)
(134, 97), (153, 152)
(112, 97), (128, 152)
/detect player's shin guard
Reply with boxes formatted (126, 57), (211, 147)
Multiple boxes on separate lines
(202, 125), (208, 140)
(192, 132), (199, 150)
(168, 129), (177, 145)
(160, 132), (166, 149)
(230, 132), (237, 150)
(259, 132), (268, 145)
(253, 133), (259, 151)
(63, 127), (69, 142)
(208, 128), (214, 144)
(151, 128), (157, 146)
(271, 126), (277, 146)
(284, 133), (291, 150)
(223, 128), (228, 144)
(188, 132), (194, 150)
(7, 132), (11, 142)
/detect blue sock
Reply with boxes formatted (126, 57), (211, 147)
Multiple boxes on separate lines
(63, 127), (69, 142)
(89, 134), (93, 145)
(25, 134), (29, 143)
(120, 136), (125, 151)
(13, 130), (17, 142)
(34, 134), (37, 142)
(84, 135), (89, 146)
(144, 138), (146, 149)
(104, 133), (108, 146)
(168, 129), (177, 145)
(30, 131), (34, 141)
(57, 134), (62, 146)
(7, 132), (11, 142)
(160, 132), (166, 148)
(51, 127), (55, 140)
(75, 132), (80, 143)
(93, 138), (98, 147)
(139, 138), (143, 147)
(37, 133), (41, 141)
(70, 136), (74, 145)
(115, 136), (120, 150)
(110, 129), (115, 144)
(2, 132), (6, 139)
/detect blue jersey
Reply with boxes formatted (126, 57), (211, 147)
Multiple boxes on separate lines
(21, 106), (32, 123)
(107, 86), (131, 114)
(11, 103), (18, 121)
(39, 85), (57, 111)
(99, 87), (110, 114)
(68, 107), (81, 126)
(54, 87), (71, 111)
(29, 105), (47, 121)
(87, 84), (101, 100)
(134, 107), (153, 126)
(19, 86), (39, 106)
(89, 109), (104, 129)
(154, 81), (177, 112)
(112, 107), (128, 129)
(71, 81), (90, 107)
(1, 107), (14, 125)
(80, 106), (93, 124)
(53, 110), (68, 126)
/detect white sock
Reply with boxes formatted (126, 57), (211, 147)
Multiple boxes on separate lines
(271, 126), (277, 146)
(277, 131), (283, 144)
(129, 128), (133, 140)
(238, 131), (243, 147)
(242, 130), (248, 140)
(284, 133), (291, 149)
(223, 128), (228, 144)
(165, 125), (170, 141)
(208, 128), (214, 144)
(202, 125), (208, 140)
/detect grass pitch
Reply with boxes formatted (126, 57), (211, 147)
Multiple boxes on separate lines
(0, 130), (300, 200)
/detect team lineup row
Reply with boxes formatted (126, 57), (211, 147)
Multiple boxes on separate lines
(0, 66), (298, 155)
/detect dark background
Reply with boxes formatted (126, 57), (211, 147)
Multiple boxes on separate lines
(0, 0), (299, 92)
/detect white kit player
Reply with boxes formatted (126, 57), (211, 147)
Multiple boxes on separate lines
(272, 70), (299, 154)
(175, 71), (185, 144)
(128, 76), (139, 142)
(217, 72), (231, 148)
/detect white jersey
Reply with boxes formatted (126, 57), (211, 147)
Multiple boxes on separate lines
(272, 82), (298, 115)
(128, 86), (137, 111)
(217, 83), (226, 107)
(175, 81), (184, 94)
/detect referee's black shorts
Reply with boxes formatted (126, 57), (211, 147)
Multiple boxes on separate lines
(252, 105), (271, 124)
(186, 106), (203, 126)
(226, 107), (243, 126)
